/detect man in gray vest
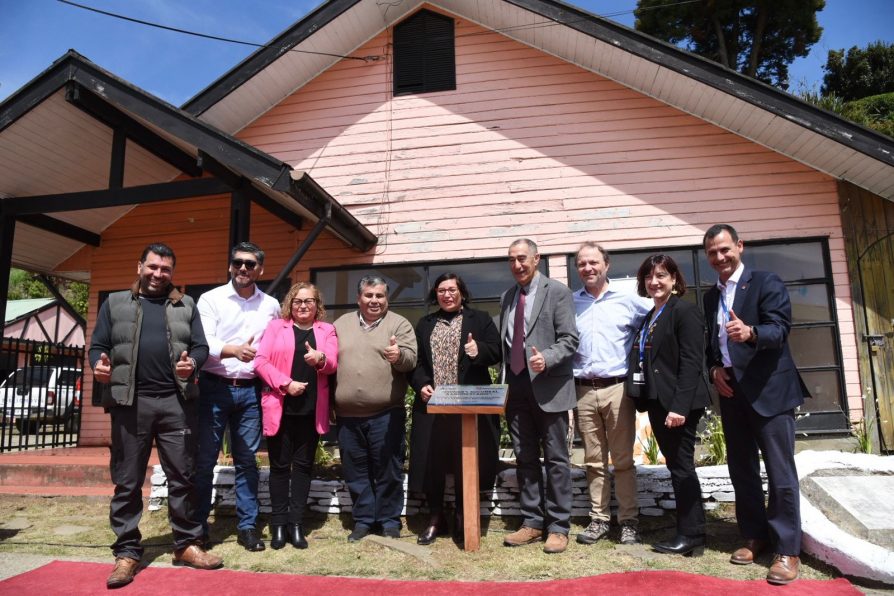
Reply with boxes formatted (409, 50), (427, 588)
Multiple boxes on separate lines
(90, 243), (222, 589)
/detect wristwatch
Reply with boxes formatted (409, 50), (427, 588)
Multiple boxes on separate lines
(750, 326), (758, 344)
(316, 352), (327, 368)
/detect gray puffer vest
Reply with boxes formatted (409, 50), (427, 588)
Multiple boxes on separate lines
(101, 283), (199, 407)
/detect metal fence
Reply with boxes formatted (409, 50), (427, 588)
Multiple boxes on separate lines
(0, 338), (85, 452)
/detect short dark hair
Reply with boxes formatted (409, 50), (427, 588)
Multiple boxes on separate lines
(231, 241), (265, 265)
(357, 275), (389, 296)
(575, 241), (610, 266)
(703, 224), (739, 247)
(636, 254), (687, 298)
(509, 238), (538, 254)
(140, 243), (176, 267)
(427, 273), (471, 305)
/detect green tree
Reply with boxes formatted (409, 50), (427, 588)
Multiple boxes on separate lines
(7, 268), (89, 319)
(634, 0), (824, 89)
(821, 41), (894, 101)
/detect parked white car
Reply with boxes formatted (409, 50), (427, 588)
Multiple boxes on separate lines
(0, 366), (82, 434)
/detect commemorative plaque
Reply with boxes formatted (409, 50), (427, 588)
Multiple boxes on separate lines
(427, 384), (508, 552)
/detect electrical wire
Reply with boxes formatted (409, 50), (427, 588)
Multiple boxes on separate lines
(57, 0), (705, 62)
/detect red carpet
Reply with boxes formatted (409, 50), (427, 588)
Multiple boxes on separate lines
(0, 561), (859, 595)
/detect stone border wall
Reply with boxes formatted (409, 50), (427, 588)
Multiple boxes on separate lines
(149, 463), (766, 517)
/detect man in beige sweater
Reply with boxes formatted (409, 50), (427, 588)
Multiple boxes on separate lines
(333, 275), (417, 541)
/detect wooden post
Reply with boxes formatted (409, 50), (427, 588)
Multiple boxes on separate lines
(460, 413), (480, 551)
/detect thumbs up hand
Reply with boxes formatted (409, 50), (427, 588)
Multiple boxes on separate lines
(93, 353), (112, 383)
(235, 335), (257, 362)
(528, 345), (546, 373)
(383, 335), (400, 363)
(464, 332), (478, 358)
(175, 350), (196, 379)
(724, 309), (755, 344)
(303, 340), (324, 367)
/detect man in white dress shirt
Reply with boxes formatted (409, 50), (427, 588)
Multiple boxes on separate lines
(194, 242), (281, 551)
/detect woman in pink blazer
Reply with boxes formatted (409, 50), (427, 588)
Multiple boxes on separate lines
(254, 282), (337, 550)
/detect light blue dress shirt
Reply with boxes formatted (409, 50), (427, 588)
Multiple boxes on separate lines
(573, 283), (650, 379)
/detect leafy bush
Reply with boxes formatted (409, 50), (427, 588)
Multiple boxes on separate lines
(698, 410), (727, 465)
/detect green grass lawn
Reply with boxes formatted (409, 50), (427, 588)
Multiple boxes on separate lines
(0, 495), (859, 586)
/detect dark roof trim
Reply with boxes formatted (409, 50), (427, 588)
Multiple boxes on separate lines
(0, 50), (376, 252)
(290, 172), (377, 252)
(182, 0), (362, 116)
(506, 0), (894, 167)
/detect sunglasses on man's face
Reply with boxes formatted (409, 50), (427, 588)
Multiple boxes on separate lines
(231, 259), (258, 270)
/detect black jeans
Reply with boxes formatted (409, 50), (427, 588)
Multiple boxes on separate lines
(267, 414), (319, 525)
(648, 403), (706, 537)
(109, 393), (202, 560)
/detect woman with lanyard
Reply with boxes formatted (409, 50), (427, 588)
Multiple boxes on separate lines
(628, 254), (711, 557)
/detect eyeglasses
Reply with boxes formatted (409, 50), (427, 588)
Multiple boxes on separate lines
(291, 298), (317, 306)
(231, 259), (258, 270)
(436, 288), (459, 295)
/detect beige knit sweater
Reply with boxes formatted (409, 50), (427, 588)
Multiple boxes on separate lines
(333, 310), (417, 417)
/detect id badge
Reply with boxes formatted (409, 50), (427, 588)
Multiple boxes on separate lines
(632, 372), (644, 384)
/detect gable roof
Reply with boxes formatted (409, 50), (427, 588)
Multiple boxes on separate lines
(183, 0), (894, 201)
(0, 50), (376, 278)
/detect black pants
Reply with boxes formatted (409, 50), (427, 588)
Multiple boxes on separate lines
(720, 374), (801, 555)
(267, 414), (319, 525)
(505, 368), (572, 534)
(109, 393), (202, 560)
(648, 403), (706, 537)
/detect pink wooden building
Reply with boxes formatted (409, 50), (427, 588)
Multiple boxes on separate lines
(1, 0), (892, 448)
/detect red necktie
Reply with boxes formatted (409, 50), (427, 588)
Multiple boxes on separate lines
(510, 288), (527, 375)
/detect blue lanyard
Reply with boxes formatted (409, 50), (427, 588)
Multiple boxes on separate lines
(638, 302), (667, 369)
(718, 287), (730, 323)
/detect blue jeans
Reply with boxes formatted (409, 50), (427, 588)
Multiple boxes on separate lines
(338, 407), (406, 531)
(194, 377), (262, 532)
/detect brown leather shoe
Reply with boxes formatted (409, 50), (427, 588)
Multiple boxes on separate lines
(106, 556), (139, 589)
(767, 554), (800, 585)
(543, 532), (569, 554)
(503, 526), (543, 546)
(730, 538), (768, 565)
(172, 543), (223, 570)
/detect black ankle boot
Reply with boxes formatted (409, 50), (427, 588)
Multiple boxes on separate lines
(653, 534), (706, 557)
(288, 523), (308, 549)
(270, 525), (287, 550)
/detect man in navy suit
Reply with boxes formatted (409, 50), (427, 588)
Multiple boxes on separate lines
(703, 224), (809, 585)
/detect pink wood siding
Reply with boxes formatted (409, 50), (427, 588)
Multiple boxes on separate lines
(237, 9), (861, 413)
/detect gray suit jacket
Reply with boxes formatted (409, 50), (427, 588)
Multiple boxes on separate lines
(500, 274), (580, 412)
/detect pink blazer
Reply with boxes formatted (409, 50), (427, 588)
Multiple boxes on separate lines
(254, 318), (338, 436)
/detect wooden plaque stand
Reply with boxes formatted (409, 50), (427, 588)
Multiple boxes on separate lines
(427, 388), (507, 552)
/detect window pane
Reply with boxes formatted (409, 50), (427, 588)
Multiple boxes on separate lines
(789, 327), (838, 367)
(428, 261), (516, 301)
(579, 250), (694, 289)
(697, 241), (825, 283)
(789, 284), (832, 322)
(798, 370), (844, 414)
(315, 266), (426, 305)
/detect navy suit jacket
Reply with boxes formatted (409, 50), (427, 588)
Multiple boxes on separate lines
(703, 268), (809, 417)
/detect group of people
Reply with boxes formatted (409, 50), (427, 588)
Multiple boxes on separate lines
(90, 222), (808, 589)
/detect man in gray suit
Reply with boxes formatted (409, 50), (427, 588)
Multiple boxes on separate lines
(500, 238), (580, 554)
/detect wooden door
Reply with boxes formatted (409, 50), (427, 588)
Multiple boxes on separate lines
(859, 235), (894, 452)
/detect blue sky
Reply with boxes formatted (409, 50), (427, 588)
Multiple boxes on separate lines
(1, 0), (891, 105)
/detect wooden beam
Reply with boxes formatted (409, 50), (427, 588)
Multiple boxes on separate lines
(65, 82), (202, 177)
(3, 178), (231, 215)
(109, 128), (126, 189)
(17, 214), (101, 246)
(0, 210), (14, 336)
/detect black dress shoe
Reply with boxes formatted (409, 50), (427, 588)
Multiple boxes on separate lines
(653, 534), (706, 557)
(270, 525), (287, 550)
(381, 526), (401, 539)
(237, 528), (266, 552)
(348, 525), (371, 542)
(417, 514), (447, 545)
(288, 524), (308, 549)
